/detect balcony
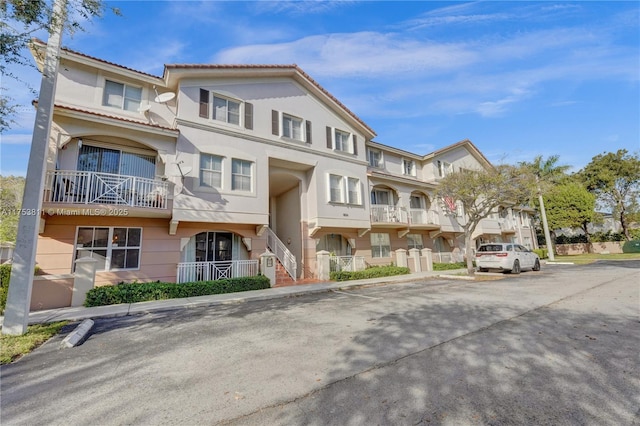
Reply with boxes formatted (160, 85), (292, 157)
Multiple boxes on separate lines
(409, 209), (440, 229)
(44, 170), (171, 213)
(499, 218), (517, 233)
(370, 205), (408, 227)
(176, 260), (259, 283)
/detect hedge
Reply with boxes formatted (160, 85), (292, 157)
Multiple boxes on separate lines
(330, 265), (410, 282)
(0, 264), (11, 315)
(433, 262), (468, 271)
(84, 275), (271, 307)
(533, 248), (548, 259)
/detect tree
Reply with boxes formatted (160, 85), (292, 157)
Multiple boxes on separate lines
(519, 155), (570, 261)
(580, 149), (640, 240)
(543, 181), (600, 252)
(0, 175), (26, 242)
(436, 165), (534, 275)
(0, 0), (118, 131)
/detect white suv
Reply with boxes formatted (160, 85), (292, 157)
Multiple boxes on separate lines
(475, 243), (541, 274)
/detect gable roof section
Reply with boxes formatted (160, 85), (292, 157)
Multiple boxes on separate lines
(164, 64), (376, 139)
(423, 139), (494, 170)
(367, 138), (494, 169)
(29, 39), (165, 86)
(30, 39), (376, 139)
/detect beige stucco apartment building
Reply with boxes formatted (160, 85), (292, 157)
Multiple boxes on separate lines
(30, 40), (537, 286)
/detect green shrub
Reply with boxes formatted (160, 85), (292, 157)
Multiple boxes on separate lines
(0, 263), (11, 315)
(84, 275), (271, 307)
(533, 248), (548, 259)
(330, 265), (410, 282)
(432, 262), (467, 271)
(622, 240), (640, 254)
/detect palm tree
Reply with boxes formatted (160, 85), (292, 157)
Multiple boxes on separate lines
(520, 155), (570, 261)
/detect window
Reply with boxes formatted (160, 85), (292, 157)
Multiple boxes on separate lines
(199, 89), (248, 126)
(410, 195), (424, 209)
(368, 149), (382, 168)
(437, 160), (452, 178)
(328, 175), (362, 205)
(75, 227), (141, 271)
(371, 189), (391, 205)
(282, 114), (303, 140)
(329, 175), (344, 203)
(327, 126), (357, 154)
(347, 178), (360, 204)
(200, 154), (223, 188)
(77, 145), (156, 178)
(103, 80), (142, 112)
(232, 159), (252, 191)
(403, 159), (416, 176)
(213, 95), (240, 125)
(335, 129), (350, 152)
(371, 233), (391, 258)
(407, 234), (424, 250)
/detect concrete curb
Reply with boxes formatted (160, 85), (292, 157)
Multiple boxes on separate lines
(60, 319), (94, 348)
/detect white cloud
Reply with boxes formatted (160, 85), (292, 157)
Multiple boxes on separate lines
(1, 134), (33, 145)
(215, 32), (477, 77)
(253, 0), (356, 16)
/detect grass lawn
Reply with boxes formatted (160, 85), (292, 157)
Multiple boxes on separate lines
(1, 321), (68, 365)
(553, 253), (640, 265)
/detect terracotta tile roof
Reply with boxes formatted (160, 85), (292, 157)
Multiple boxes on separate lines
(32, 38), (163, 79)
(53, 104), (178, 133)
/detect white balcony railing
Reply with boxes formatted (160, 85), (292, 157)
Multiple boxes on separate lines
(330, 256), (366, 272)
(499, 218), (516, 231)
(176, 260), (259, 283)
(45, 170), (169, 209)
(409, 209), (440, 226)
(370, 205), (408, 224)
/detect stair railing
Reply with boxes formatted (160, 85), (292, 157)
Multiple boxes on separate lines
(265, 227), (297, 281)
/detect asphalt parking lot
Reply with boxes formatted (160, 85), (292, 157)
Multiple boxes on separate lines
(1, 261), (639, 425)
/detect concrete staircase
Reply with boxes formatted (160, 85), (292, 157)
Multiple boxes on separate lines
(275, 261), (296, 286)
(274, 261), (321, 287)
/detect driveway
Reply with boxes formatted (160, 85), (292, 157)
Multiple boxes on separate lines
(1, 261), (639, 425)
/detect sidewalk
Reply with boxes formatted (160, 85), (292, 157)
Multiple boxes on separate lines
(3, 270), (468, 326)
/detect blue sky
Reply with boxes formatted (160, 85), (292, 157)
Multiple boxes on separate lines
(2, 1), (639, 176)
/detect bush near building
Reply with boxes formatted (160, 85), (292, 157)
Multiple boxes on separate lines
(84, 276), (271, 307)
(330, 265), (410, 282)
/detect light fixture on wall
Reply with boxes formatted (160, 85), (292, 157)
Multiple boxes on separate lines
(287, 238), (291, 245)
(77, 138), (83, 148)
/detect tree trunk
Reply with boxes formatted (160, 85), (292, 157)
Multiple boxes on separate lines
(464, 231), (475, 275)
(582, 222), (592, 253)
(619, 207), (631, 241)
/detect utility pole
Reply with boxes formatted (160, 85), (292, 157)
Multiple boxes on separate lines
(3, 0), (67, 335)
(537, 178), (555, 261)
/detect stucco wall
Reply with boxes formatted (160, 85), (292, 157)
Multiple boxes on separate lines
(554, 242), (624, 255)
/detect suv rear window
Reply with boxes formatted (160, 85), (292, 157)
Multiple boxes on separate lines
(478, 244), (504, 252)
